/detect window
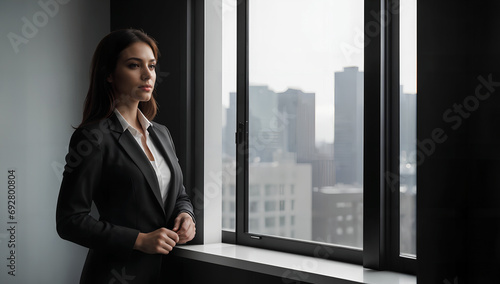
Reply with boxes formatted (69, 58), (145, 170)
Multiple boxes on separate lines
(247, 0), (364, 249)
(279, 200), (285, 211)
(264, 201), (276, 212)
(264, 185), (277, 197)
(399, 0), (417, 258)
(222, 0), (238, 232)
(222, 0), (416, 274)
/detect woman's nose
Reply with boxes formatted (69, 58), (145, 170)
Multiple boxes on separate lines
(142, 67), (153, 80)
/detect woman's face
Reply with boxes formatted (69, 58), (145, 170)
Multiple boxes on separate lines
(108, 41), (157, 106)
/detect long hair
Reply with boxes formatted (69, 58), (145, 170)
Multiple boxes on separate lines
(78, 29), (160, 128)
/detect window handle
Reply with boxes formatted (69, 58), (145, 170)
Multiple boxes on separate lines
(236, 122), (246, 144)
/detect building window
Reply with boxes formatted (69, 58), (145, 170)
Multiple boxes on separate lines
(264, 184), (278, 196)
(279, 200), (285, 211)
(279, 184), (285, 195)
(264, 201), (276, 212)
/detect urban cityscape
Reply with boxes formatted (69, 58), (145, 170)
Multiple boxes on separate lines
(221, 67), (416, 255)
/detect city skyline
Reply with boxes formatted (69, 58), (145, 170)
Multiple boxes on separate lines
(222, 0), (416, 143)
(221, 66), (416, 253)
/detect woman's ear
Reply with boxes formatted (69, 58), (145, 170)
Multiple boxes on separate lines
(107, 74), (113, 83)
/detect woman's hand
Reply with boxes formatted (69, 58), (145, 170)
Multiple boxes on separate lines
(172, 212), (196, 244)
(133, 228), (179, 254)
(133, 213), (195, 254)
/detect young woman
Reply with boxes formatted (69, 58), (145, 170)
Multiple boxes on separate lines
(56, 29), (196, 283)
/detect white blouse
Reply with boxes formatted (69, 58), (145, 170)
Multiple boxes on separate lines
(114, 109), (171, 202)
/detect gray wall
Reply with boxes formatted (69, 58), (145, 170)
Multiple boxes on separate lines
(0, 0), (109, 283)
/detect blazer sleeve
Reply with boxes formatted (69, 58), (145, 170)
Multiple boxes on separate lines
(56, 127), (139, 255)
(174, 186), (196, 224)
(161, 124), (196, 223)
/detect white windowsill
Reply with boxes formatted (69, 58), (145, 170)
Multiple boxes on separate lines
(174, 243), (416, 284)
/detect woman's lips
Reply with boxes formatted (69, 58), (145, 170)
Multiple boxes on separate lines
(139, 85), (152, 91)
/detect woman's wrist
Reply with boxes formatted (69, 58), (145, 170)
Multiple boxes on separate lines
(133, 232), (145, 251)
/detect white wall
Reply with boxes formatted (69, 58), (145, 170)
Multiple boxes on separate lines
(204, 0), (223, 244)
(0, 0), (109, 283)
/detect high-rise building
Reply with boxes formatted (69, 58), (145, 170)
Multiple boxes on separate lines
(222, 86), (314, 238)
(225, 86), (317, 164)
(278, 88), (316, 163)
(222, 158), (312, 240)
(312, 185), (363, 247)
(248, 85), (283, 162)
(334, 67), (364, 185)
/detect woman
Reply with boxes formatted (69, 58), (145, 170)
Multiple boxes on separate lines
(56, 29), (196, 283)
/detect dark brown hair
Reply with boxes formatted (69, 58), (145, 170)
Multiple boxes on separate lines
(78, 29), (160, 128)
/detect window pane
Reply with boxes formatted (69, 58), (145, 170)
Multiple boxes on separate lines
(247, 0), (364, 248)
(222, 0), (237, 231)
(400, 0), (417, 256)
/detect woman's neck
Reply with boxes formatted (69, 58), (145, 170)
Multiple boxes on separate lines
(116, 103), (141, 130)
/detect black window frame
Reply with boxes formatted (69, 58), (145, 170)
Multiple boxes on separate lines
(222, 0), (416, 274)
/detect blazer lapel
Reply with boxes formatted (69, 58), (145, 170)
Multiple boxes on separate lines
(148, 125), (178, 216)
(108, 114), (165, 213)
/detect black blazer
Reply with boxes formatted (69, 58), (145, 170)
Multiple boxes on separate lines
(56, 113), (195, 283)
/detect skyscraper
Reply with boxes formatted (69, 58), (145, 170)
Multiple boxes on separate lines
(334, 67), (364, 185)
(278, 88), (316, 163)
(249, 85), (282, 162)
(222, 86), (313, 238)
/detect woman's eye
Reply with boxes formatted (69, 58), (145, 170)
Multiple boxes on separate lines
(128, 63), (139, 69)
(149, 65), (156, 70)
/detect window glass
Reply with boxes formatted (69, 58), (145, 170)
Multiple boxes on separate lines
(222, 0), (238, 231)
(399, 0), (417, 257)
(247, 0), (364, 247)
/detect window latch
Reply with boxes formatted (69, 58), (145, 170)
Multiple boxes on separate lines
(235, 122), (246, 144)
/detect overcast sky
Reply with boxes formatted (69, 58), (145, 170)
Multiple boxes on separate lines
(222, 0), (416, 143)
